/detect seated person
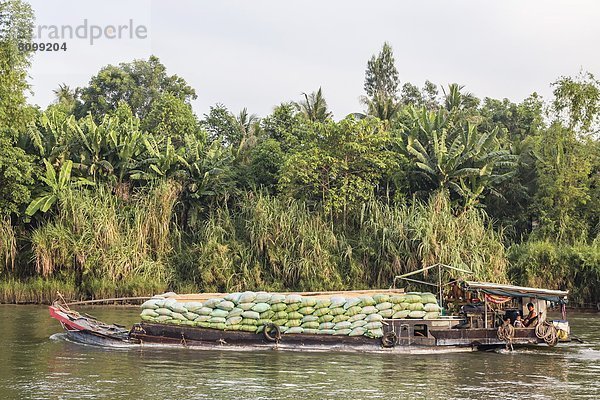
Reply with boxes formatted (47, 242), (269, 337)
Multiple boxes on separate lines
(514, 314), (524, 328)
(523, 303), (538, 327)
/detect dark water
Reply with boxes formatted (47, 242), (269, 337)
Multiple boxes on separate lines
(0, 306), (598, 400)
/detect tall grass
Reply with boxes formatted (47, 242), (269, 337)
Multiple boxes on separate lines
(508, 240), (600, 304)
(0, 217), (17, 272)
(29, 181), (179, 296)
(351, 191), (508, 286)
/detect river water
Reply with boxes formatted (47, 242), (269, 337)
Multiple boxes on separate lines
(0, 306), (598, 400)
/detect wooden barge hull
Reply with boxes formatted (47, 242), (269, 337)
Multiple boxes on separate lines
(128, 319), (543, 352)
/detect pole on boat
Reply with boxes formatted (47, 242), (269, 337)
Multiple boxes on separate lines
(484, 293), (488, 328)
(438, 264), (443, 309)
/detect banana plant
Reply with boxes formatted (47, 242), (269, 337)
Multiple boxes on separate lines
(25, 159), (95, 216)
(402, 106), (517, 207)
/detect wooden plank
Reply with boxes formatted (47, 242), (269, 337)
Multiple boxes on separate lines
(173, 288), (405, 302)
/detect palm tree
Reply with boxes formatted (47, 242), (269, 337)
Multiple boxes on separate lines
(53, 83), (77, 106)
(296, 87), (332, 122)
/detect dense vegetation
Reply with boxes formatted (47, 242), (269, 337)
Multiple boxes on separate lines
(1, 1), (599, 304)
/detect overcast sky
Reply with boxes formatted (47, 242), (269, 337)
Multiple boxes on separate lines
(27, 0), (600, 119)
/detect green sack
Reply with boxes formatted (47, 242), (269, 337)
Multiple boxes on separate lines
(318, 329), (336, 335)
(269, 294), (286, 304)
(392, 310), (410, 319)
(140, 315), (154, 321)
(285, 327), (304, 334)
(204, 298), (222, 308)
(196, 321), (210, 328)
(252, 303), (271, 313)
(392, 304), (403, 312)
(350, 320), (367, 329)
(155, 308), (173, 317)
(410, 303), (425, 311)
(334, 321), (352, 330)
(227, 324), (241, 331)
(360, 296), (376, 306)
(196, 307), (213, 316)
(344, 297), (362, 309)
(330, 307), (345, 316)
(408, 310), (426, 319)
(366, 313), (383, 322)
(330, 296), (346, 308)
(349, 327), (366, 336)
(217, 301), (235, 311)
(155, 315), (172, 323)
(376, 302), (392, 311)
(256, 319), (272, 326)
(240, 325), (257, 332)
(303, 328), (319, 335)
(183, 312), (199, 321)
(285, 303), (301, 312)
(424, 303), (440, 312)
(185, 302), (204, 312)
(241, 311), (260, 320)
(362, 306), (377, 315)
(285, 294), (302, 304)
(141, 309), (159, 318)
(364, 321), (383, 330)
(287, 311), (303, 320)
(272, 319), (288, 326)
(333, 329), (352, 336)
(208, 316), (226, 324)
(424, 312), (440, 320)
(224, 292), (241, 303)
(301, 321), (320, 329)
(390, 295), (406, 304)
(332, 315), (350, 323)
(345, 306), (362, 317)
(285, 319), (302, 327)
(298, 307), (315, 315)
(273, 311), (288, 320)
(348, 313), (366, 323)
(255, 292), (271, 303)
(302, 315), (319, 323)
(238, 291), (257, 304)
(366, 328), (383, 338)
(318, 315), (335, 323)
(421, 293), (438, 304)
(271, 303), (287, 312)
(141, 299), (160, 309)
(373, 294), (390, 304)
(279, 326), (289, 333)
(378, 309), (394, 318)
(226, 316), (243, 325)
(239, 302), (256, 311)
(301, 297), (317, 307)
(241, 318), (258, 326)
(210, 309), (229, 318)
(228, 308), (244, 317)
(195, 315), (211, 322)
(260, 310), (275, 320)
(313, 308), (331, 317)
(319, 322), (335, 330)
(314, 299), (332, 309)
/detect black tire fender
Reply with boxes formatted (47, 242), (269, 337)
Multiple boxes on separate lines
(381, 331), (398, 348)
(263, 323), (281, 342)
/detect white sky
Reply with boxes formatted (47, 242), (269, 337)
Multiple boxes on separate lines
(26, 0), (600, 119)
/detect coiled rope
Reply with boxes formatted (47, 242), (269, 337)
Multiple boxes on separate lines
(497, 321), (515, 350)
(535, 321), (558, 347)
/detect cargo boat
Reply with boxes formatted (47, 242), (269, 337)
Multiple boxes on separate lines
(49, 269), (571, 353)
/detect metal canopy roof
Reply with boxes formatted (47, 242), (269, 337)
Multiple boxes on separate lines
(463, 281), (569, 304)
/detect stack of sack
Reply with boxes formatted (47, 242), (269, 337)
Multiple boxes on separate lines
(140, 291), (442, 339)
